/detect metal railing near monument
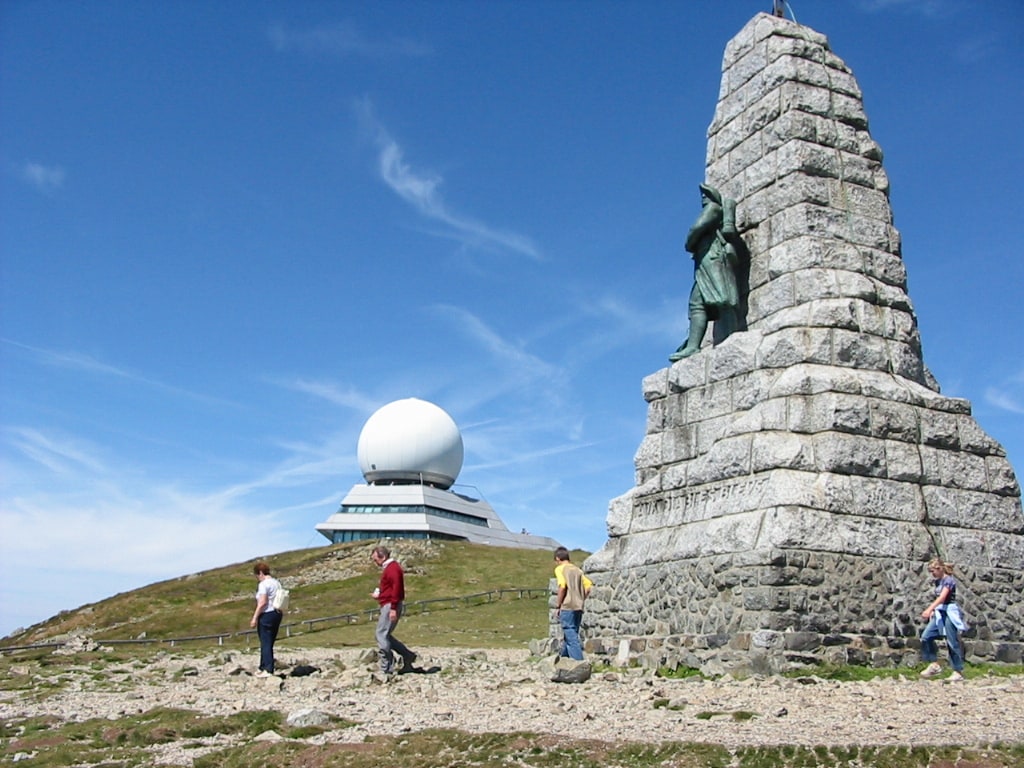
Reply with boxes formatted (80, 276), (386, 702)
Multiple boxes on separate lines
(0, 587), (549, 654)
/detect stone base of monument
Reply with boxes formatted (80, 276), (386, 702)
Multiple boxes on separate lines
(584, 631), (1023, 678)
(578, 545), (1024, 676)
(583, 636), (1017, 678)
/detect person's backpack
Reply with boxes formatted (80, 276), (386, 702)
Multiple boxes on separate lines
(271, 585), (290, 612)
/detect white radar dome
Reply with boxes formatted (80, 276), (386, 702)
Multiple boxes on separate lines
(357, 398), (464, 490)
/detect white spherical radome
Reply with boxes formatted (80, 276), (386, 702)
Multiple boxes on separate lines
(356, 398), (464, 490)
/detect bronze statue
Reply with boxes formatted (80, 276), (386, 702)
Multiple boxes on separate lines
(669, 184), (743, 362)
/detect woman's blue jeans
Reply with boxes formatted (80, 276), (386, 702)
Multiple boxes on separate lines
(921, 609), (964, 672)
(559, 610), (584, 660)
(257, 609), (282, 672)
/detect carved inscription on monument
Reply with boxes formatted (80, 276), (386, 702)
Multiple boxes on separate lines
(631, 475), (770, 533)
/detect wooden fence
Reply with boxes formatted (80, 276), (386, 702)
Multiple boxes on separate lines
(0, 587), (550, 653)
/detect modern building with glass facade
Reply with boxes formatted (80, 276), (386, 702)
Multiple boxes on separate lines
(316, 481), (561, 549)
(315, 397), (561, 550)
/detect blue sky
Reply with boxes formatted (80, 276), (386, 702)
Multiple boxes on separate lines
(2, 0), (1022, 638)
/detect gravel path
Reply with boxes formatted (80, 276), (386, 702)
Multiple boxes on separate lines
(3, 645), (1022, 764)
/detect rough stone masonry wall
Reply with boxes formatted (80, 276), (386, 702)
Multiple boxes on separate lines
(704, 14), (923, 383)
(579, 550), (1024, 675)
(578, 14), (1024, 675)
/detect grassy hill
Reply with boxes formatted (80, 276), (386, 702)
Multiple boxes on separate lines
(5, 540), (589, 651)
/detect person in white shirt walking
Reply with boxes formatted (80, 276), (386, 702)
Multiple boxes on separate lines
(250, 562), (283, 676)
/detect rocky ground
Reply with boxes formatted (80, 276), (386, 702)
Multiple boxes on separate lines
(3, 644), (1023, 765)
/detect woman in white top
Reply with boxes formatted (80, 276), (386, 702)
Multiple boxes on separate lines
(250, 561), (283, 675)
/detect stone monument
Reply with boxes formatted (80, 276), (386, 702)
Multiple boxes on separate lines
(582, 13), (1024, 674)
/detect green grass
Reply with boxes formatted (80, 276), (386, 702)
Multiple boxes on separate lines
(4, 718), (1022, 768)
(2, 708), (354, 767)
(655, 665), (704, 679)
(3, 540), (586, 649)
(782, 662), (1024, 682)
(694, 710), (757, 722)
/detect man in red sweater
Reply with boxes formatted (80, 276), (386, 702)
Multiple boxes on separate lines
(371, 545), (417, 675)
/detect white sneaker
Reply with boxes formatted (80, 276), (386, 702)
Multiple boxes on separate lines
(920, 662), (942, 678)
(254, 670), (273, 678)
(945, 670), (964, 682)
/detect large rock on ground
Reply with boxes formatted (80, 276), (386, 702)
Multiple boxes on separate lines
(540, 656), (593, 684)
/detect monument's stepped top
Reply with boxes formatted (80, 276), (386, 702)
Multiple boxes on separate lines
(702, 14), (928, 389)
(579, 14), (1023, 671)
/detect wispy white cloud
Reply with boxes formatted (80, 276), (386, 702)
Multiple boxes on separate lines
(268, 21), (431, 58)
(356, 100), (542, 261)
(0, 487), (292, 634)
(5, 427), (106, 475)
(2, 339), (236, 407)
(2, 492), (283, 577)
(985, 386), (1024, 415)
(526, 290), (685, 374)
(418, 305), (612, 491)
(274, 491), (346, 516)
(0, 420), (342, 634)
(6, 339), (131, 377)
(284, 378), (381, 413)
(433, 304), (561, 383)
(955, 34), (999, 65)
(466, 439), (592, 473)
(586, 293), (684, 344)
(857, 0), (949, 17)
(20, 160), (65, 192)
(202, 451), (351, 507)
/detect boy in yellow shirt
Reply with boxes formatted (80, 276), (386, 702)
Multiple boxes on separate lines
(554, 547), (593, 660)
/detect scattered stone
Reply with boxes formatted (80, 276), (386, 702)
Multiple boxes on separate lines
(549, 657), (592, 684)
(286, 708), (329, 727)
(254, 674), (285, 690)
(2, 645), (1022, 751)
(52, 631), (101, 655)
(528, 637), (558, 657)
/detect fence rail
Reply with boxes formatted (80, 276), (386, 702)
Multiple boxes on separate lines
(0, 587), (550, 654)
